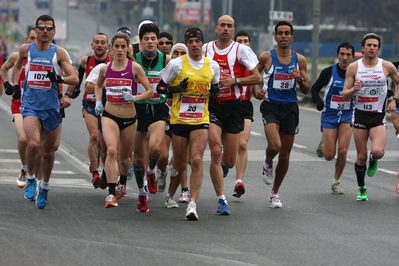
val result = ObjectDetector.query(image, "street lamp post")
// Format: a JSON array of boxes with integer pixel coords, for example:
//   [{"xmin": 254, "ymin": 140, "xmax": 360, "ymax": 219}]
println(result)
[{"xmin": 311, "ymin": 0, "xmax": 320, "ymax": 83}]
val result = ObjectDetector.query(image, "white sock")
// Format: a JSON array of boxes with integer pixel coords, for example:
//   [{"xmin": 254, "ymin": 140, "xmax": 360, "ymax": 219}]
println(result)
[
  {"xmin": 138, "ymin": 188, "xmax": 146, "ymax": 195},
  {"xmin": 40, "ymin": 181, "xmax": 49, "ymax": 189},
  {"xmin": 147, "ymin": 167, "xmax": 155, "ymax": 174},
  {"xmin": 235, "ymin": 179, "xmax": 243, "ymax": 185},
  {"xmin": 217, "ymin": 195, "xmax": 226, "ymax": 201}
]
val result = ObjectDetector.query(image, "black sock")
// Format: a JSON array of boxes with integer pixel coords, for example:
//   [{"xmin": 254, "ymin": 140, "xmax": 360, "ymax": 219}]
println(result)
[
  {"xmin": 108, "ymin": 183, "xmax": 116, "ymax": 195},
  {"xmin": 181, "ymin": 187, "xmax": 189, "ymax": 192},
  {"xmin": 148, "ymin": 153, "xmax": 160, "ymax": 170},
  {"xmin": 355, "ymin": 163, "xmax": 366, "ymax": 187},
  {"xmin": 119, "ymin": 174, "xmax": 127, "ymax": 185},
  {"xmin": 134, "ymin": 164, "xmax": 145, "ymax": 188}
]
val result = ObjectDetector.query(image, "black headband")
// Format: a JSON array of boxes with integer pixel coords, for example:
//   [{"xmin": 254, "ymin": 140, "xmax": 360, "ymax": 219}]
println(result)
[{"xmin": 184, "ymin": 30, "xmax": 204, "ymax": 44}]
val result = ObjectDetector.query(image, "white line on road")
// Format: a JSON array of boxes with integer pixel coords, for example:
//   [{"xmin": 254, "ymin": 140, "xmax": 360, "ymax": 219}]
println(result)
[{"xmin": 0, "ymin": 159, "xmax": 61, "ymax": 164}]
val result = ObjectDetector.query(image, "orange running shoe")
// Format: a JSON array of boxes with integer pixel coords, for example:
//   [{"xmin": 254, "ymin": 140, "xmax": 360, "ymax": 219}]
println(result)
[
  {"xmin": 105, "ymin": 194, "xmax": 118, "ymax": 208},
  {"xmin": 115, "ymin": 182, "xmax": 127, "ymax": 200}
]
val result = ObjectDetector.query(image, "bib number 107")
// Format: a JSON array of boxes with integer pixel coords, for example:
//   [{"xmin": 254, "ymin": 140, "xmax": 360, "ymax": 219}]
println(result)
[{"xmin": 34, "ymin": 73, "xmax": 47, "ymax": 80}]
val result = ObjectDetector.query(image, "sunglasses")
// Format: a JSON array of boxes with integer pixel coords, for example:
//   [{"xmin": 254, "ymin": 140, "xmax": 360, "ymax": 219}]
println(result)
[
  {"xmin": 36, "ymin": 25, "xmax": 55, "ymax": 31},
  {"xmin": 159, "ymin": 41, "xmax": 173, "ymax": 45},
  {"xmin": 363, "ymin": 33, "xmax": 379, "ymax": 39}
]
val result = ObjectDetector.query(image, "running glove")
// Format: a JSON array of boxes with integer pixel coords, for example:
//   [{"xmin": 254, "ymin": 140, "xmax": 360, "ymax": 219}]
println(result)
[
  {"xmin": 316, "ymin": 100, "xmax": 324, "ymax": 111},
  {"xmin": 167, "ymin": 78, "xmax": 188, "ymax": 93},
  {"xmin": 210, "ymin": 83, "xmax": 220, "ymax": 97},
  {"xmin": 94, "ymin": 100, "xmax": 103, "ymax": 116},
  {"xmin": 12, "ymin": 85, "xmax": 21, "ymax": 99},
  {"xmin": 4, "ymin": 81, "xmax": 14, "ymax": 95},
  {"xmin": 71, "ymin": 86, "xmax": 81, "ymax": 99},
  {"xmin": 122, "ymin": 92, "xmax": 137, "ymax": 102},
  {"xmin": 46, "ymin": 70, "xmax": 65, "ymax": 83}
]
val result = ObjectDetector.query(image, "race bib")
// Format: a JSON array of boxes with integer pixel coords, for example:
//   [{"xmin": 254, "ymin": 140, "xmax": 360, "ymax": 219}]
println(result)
[
  {"xmin": 178, "ymin": 95, "xmax": 205, "ymax": 121},
  {"xmin": 27, "ymin": 63, "xmax": 52, "ymax": 90}
]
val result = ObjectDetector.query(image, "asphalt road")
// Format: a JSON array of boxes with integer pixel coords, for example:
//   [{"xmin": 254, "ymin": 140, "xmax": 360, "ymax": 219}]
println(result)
[{"xmin": 1, "ymin": 91, "xmax": 399, "ymax": 265}]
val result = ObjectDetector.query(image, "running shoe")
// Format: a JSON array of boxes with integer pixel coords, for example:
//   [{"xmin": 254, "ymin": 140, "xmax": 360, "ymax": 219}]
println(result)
[
  {"xmin": 143, "ymin": 175, "xmax": 149, "ymax": 193},
  {"xmin": 146, "ymin": 171, "xmax": 158, "ymax": 194},
  {"xmin": 137, "ymin": 194, "xmax": 149, "ymax": 212},
  {"xmin": 168, "ymin": 162, "xmax": 179, "ymax": 177},
  {"xmin": 157, "ymin": 169, "xmax": 167, "ymax": 192},
  {"xmin": 24, "ymin": 178, "xmax": 37, "ymax": 201},
  {"xmin": 396, "ymin": 132, "xmax": 399, "ymax": 139},
  {"xmin": 367, "ymin": 153, "xmax": 378, "ymax": 177},
  {"xmin": 185, "ymin": 201, "xmax": 198, "ymax": 221},
  {"xmin": 396, "ymin": 173, "xmax": 399, "ymax": 194},
  {"xmin": 92, "ymin": 170, "xmax": 101, "ymax": 189},
  {"xmin": 357, "ymin": 187, "xmax": 368, "ymax": 201},
  {"xmin": 269, "ymin": 190, "xmax": 283, "ymax": 208},
  {"xmin": 316, "ymin": 139, "xmax": 324, "ymax": 158},
  {"xmin": 217, "ymin": 199, "xmax": 230, "ymax": 215},
  {"xmin": 36, "ymin": 181, "xmax": 49, "ymax": 209},
  {"xmin": 89, "ymin": 157, "xmax": 100, "ymax": 173},
  {"xmin": 105, "ymin": 194, "xmax": 118, "ymax": 208},
  {"xmin": 16, "ymin": 169, "xmax": 27, "ymax": 188},
  {"xmin": 178, "ymin": 190, "xmax": 190, "ymax": 203},
  {"xmin": 99, "ymin": 170, "xmax": 107, "ymax": 190},
  {"xmin": 165, "ymin": 195, "xmax": 179, "ymax": 208},
  {"xmin": 331, "ymin": 180, "xmax": 345, "ymax": 194},
  {"xmin": 127, "ymin": 160, "xmax": 135, "ymax": 180},
  {"xmin": 232, "ymin": 181, "xmax": 246, "ymax": 198},
  {"xmin": 221, "ymin": 162, "xmax": 229, "ymax": 178},
  {"xmin": 115, "ymin": 182, "xmax": 127, "ymax": 200},
  {"xmin": 261, "ymin": 161, "xmax": 273, "ymax": 185}
]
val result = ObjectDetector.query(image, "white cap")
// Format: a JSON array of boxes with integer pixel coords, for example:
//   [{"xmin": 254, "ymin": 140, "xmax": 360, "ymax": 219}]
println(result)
[
  {"xmin": 138, "ymin": 20, "xmax": 154, "ymax": 35},
  {"xmin": 171, "ymin": 43, "xmax": 188, "ymax": 55}
]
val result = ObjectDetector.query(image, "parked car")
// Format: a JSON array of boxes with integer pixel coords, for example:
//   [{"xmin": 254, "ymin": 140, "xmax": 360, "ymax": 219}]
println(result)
[
  {"xmin": 68, "ymin": 0, "xmax": 79, "ymax": 9},
  {"xmin": 35, "ymin": 0, "xmax": 49, "ymax": 9}
]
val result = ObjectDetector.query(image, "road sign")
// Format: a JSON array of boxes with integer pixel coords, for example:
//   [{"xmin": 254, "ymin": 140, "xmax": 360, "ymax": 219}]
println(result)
[
  {"xmin": 175, "ymin": 0, "xmax": 211, "ymax": 25},
  {"xmin": 269, "ymin": 11, "xmax": 293, "ymax": 22}
]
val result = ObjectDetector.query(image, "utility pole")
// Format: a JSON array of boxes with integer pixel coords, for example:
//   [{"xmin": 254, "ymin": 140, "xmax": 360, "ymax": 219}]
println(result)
[
  {"xmin": 311, "ymin": 0, "xmax": 320, "ymax": 83},
  {"xmin": 200, "ymin": 0, "xmax": 204, "ymax": 29},
  {"xmin": 269, "ymin": 0, "xmax": 275, "ymax": 50}
]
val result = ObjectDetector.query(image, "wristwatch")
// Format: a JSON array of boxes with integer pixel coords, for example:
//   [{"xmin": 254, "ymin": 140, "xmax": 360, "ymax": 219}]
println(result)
[
  {"xmin": 297, "ymin": 77, "xmax": 304, "ymax": 84},
  {"xmin": 235, "ymin": 78, "xmax": 241, "ymax": 85}
]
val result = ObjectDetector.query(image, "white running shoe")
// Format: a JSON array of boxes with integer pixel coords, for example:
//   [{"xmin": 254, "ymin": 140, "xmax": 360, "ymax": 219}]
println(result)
[
  {"xmin": 157, "ymin": 169, "xmax": 167, "ymax": 192},
  {"xmin": 269, "ymin": 190, "xmax": 283, "ymax": 208},
  {"xmin": 261, "ymin": 160, "xmax": 273, "ymax": 185},
  {"xmin": 178, "ymin": 190, "xmax": 190, "ymax": 203},
  {"xmin": 165, "ymin": 195, "xmax": 179, "ymax": 208},
  {"xmin": 185, "ymin": 201, "xmax": 198, "ymax": 221}
]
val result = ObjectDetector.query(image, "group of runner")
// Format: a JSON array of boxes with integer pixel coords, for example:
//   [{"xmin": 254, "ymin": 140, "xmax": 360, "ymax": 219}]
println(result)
[{"xmin": 3, "ymin": 14, "xmax": 399, "ymax": 220}]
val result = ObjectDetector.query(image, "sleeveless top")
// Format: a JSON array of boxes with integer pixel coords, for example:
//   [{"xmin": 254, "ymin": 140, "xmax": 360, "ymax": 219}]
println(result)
[
  {"xmin": 135, "ymin": 52, "xmax": 166, "ymax": 104},
  {"xmin": 170, "ymin": 55, "xmax": 213, "ymax": 125},
  {"xmin": 323, "ymin": 64, "xmax": 353, "ymax": 113},
  {"xmin": 204, "ymin": 41, "xmax": 246, "ymax": 101},
  {"xmin": 354, "ymin": 58, "xmax": 387, "ymax": 113},
  {"xmin": 23, "ymin": 43, "xmax": 60, "ymax": 110},
  {"xmin": 84, "ymin": 55, "xmax": 110, "ymax": 102},
  {"xmin": 104, "ymin": 60, "xmax": 137, "ymax": 104},
  {"xmin": 263, "ymin": 49, "xmax": 300, "ymax": 104}
]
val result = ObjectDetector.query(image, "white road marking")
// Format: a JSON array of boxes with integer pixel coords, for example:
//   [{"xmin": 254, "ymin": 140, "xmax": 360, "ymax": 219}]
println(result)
[{"xmin": 0, "ymin": 159, "xmax": 61, "ymax": 164}]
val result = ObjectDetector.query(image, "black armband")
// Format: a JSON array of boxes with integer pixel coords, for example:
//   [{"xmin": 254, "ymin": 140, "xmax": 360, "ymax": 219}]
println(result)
[{"xmin": 156, "ymin": 79, "xmax": 169, "ymax": 94}]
